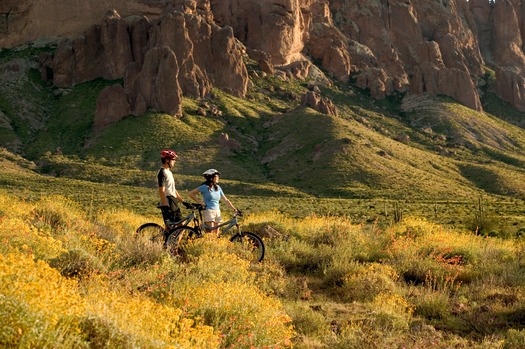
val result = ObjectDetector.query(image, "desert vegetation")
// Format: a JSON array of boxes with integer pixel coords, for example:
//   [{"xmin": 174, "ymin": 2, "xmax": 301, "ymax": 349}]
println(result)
[
  {"xmin": 1, "ymin": 191, "xmax": 525, "ymax": 348},
  {"xmin": 2, "ymin": 43, "xmax": 525, "ymax": 348}
]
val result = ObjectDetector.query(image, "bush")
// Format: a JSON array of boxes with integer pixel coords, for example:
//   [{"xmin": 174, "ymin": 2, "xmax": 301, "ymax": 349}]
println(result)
[
  {"xmin": 79, "ymin": 316, "xmax": 134, "ymax": 349},
  {"xmin": 504, "ymin": 329, "xmax": 525, "ymax": 349},
  {"xmin": 167, "ymin": 239, "xmax": 295, "ymax": 347},
  {"xmin": 48, "ymin": 249, "xmax": 105, "ymax": 277},
  {"xmin": 339, "ymin": 263, "xmax": 399, "ymax": 302}
]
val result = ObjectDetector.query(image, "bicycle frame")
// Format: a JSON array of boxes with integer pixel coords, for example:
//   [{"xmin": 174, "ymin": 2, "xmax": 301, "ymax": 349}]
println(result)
[
  {"xmin": 159, "ymin": 205, "xmax": 199, "ymax": 232},
  {"xmin": 169, "ymin": 209, "xmax": 265, "ymax": 262},
  {"xmin": 200, "ymin": 214, "xmax": 240, "ymax": 235}
]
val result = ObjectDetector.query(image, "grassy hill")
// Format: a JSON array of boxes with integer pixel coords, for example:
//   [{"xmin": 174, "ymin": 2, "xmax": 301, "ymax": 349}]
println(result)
[
  {"xmin": 2, "ymin": 45, "xmax": 525, "ymax": 232},
  {"xmin": 2, "ymin": 45, "xmax": 525, "ymax": 348}
]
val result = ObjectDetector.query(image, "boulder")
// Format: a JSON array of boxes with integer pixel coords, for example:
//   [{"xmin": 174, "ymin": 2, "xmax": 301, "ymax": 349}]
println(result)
[
  {"xmin": 301, "ymin": 90, "xmax": 337, "ymax": 116},
  {"xmin": 94, "ymin": 85, "xmax": 131, "ymax": 131},
  {"xmin": 495, "ymin": 67, "xmax": 525, "ymax": 112}
]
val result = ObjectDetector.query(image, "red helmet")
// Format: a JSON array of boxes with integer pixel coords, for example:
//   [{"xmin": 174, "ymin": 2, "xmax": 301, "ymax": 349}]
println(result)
[{"xmin": 160, "ymin": 149, "xmax": 178, "ymax": 160}]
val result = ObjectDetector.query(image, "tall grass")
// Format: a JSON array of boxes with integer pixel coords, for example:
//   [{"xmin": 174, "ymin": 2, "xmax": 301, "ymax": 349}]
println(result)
[
  {"xmin": 0, "ymin": 192, "xmax": 294, "ymax": 348},
  {"xmin": 1, "ymin": 191, "xmax": 525, "ymax": 348}
]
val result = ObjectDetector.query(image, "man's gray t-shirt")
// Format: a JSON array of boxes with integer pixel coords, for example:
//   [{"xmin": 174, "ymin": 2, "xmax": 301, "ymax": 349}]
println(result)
[{"xmin": 157, "ymin": 168, "xmax": 177, "ymax": 197}]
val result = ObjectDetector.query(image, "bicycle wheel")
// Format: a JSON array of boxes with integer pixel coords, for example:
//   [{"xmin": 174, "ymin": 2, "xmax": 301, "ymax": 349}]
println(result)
[
  {"xmin": 135, "ymin": 223, "xmax": 167, "ymax": 246},
  {"xmin": 166, "ymin": 226, "xmax": 202, "ymax": 257},
  {"xmin": 230, "ymin": 232, "xmax": 265, "ymax": 262}
]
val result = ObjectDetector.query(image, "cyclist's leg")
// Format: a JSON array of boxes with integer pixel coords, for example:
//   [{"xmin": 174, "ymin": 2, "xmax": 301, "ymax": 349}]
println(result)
[
  {"xmin": 203, "ymin": 209, "xmax": 221, "ymax": 236},
  {"xmin": 167, "ymin": 196, "xmax": 182, "ymax": 220},
  {"xmin": 206, "ymin": 221, "xmax": 219, "ymax": 236}
]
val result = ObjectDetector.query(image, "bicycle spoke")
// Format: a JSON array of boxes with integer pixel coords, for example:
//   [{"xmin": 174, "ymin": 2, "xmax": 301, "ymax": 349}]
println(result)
[
  {"xmin": 166, "ymin": 227, "xmax": 201, "ymax": 258},
  {"xmin": 230, "ymin": 232, "xmax": 265, "ymax": 262},
  {"xmin": 136, "ymin": 223, "xmax": 166, "ymax": 247}
]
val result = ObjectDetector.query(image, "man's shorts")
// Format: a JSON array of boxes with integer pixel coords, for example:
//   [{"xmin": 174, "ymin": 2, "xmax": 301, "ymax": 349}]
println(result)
[
  {"xmin": 203, "ymin": 209, "xmax": 222, "ymax": 223},
  {"xmin": 166, "ymin": 196, "xmax": 182, "ymax": 221}
]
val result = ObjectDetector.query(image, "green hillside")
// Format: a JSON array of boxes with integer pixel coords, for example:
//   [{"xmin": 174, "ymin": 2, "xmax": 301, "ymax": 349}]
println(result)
[
  {"xmin": 1, "ymin": 45, "xmax": 525, "ymax": 232},
  {"xmin": 2, "ymin": 45, "xmax": 525, "ymax": 349}
]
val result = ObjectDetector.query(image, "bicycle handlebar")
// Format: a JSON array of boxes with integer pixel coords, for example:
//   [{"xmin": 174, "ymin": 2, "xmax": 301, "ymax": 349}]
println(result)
[{"xmin": 183, "ymin": 202, "xmax": 205, "ymax": 210}]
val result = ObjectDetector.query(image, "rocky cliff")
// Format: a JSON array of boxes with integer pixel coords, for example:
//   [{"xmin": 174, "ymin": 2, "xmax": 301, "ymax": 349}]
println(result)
[{"xmin": 2, "ymin": 0, "xmax": 525, "ymax": 121}]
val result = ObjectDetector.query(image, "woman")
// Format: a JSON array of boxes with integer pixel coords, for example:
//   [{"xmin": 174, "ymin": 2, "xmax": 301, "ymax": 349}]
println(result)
[{"xmin": 189, "ymin": 169, "xmax": 238, "ymax": 235}]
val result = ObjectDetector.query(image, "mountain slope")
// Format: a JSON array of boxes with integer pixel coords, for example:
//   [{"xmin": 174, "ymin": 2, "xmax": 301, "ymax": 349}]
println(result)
[{"xmin": 2, "ymin": 48, "xmax": 525, "ymax": 204}]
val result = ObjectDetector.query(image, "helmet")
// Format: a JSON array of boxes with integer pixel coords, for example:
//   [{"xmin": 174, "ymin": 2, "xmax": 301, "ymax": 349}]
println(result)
[
  {"xmin": 202, "ymin": 169, "xmax": 220, "ymax": 177},
  {"xmin": 160, "ymin": 149, "xmax": 178, "ymax": 160}
]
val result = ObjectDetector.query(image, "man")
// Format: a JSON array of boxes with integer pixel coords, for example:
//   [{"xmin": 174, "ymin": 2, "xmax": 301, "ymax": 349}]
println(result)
[{"xmin": 158, "ymin": 149, "xmax": 184, "ymax": 222}]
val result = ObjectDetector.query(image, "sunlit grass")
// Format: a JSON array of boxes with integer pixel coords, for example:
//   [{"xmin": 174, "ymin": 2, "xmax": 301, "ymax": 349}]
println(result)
[{"xmin": 1, "ymin": 191, "xmax": 525, "ymax": 348}]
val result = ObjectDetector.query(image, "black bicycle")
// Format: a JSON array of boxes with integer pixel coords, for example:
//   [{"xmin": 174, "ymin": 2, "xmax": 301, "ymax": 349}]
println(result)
[
  {"xmin": 135, "ymin": 203, "xmax": 203, "ymax": 248},
  {"xmin": 136, "ymin": 204, "xmax": 265, "ymax": 262}
]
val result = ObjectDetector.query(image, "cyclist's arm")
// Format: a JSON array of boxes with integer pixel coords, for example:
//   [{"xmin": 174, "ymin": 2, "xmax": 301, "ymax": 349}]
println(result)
[
  {"xmin": 221, "ymin": 193, "xmax": 237, "ymax": 212},
  {"xmin": 189, "ymin": 188, "xmax": 205, "ymax": 206},
  {"xmin": 174, "ymin": 189, "xmax": 184, "ymax": 203},
  {"xmin": 158, "ymin": 186, "xmax": 169, "ymax": 206}
]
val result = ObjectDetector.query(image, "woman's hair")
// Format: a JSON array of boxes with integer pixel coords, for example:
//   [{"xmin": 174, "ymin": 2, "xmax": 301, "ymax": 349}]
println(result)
[{"xmin": 203, "ymin": 176, "xmax": 218, "ymax": 191}]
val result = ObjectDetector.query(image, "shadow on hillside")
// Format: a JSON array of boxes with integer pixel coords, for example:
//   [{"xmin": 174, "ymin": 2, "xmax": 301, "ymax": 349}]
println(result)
[
  {"xmin": 458, "ymin": 164, "xmax": 506, "ymax": 195},
  {"xmin": 223, "ymin": 182, "xmax": 301, "ymax": 197}
]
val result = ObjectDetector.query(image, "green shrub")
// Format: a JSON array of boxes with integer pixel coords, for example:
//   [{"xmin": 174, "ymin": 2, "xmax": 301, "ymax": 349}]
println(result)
[
  {"xmin": 79, "ymin": 316, "xmax": 134, "ymax": 349},
  {"xmin": 48, "ymin": 249, "xmax": 105, "ymax": 278},
  {"xmin": 504, "ymin": 329, "xmax": 525, "ymax": 349},
  {"xmin": 284, "ymin": 302, "xmax": 330, "ymax": 338},
  {"xmin": 338, "ymin": 263, "xmax": 399, "ymax": 302}
]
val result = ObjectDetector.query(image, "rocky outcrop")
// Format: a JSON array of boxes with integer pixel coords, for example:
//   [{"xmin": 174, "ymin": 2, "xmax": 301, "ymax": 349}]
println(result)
[
  {"xmin": 94, "ymin": 84, "xmax": 131, "ymax": 131},
  {"xmin": 49, "ymin": 7, "xmax": 248, "ymax": 120},
  {"xmin": 126, "ymin": 46, "xmax": 183, "ymax": 117},
  {"xmin": 4, "ymin": 0, "xmax": 525, "ymax": 115},
  {"xmin": 211, "ymin": 0, "xmax": 307, "ymax": 65},
  {"xmin": 301, "ymin": 90, "xmax": 337, "ymax": 116},
  {"xmin": 0, "ymin": 0, "xmax": 167, "ymax": 48},
  {"xmin": 480, "ymin": 0, "xmax": 525, "ymax": 112},
  {"xmin": 52, "ymin": 11, "xmax": 148, "ymax": 87}
]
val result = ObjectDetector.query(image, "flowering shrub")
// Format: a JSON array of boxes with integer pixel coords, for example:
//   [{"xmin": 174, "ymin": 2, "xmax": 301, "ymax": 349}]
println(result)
[
  {"xmin": 2, "ymin": 191, "xmax": 523, "ymax": 348},
  {"xmin": 0, "ymin": 217, "xmax": 66, "ymax": 258},
  {"xmin": 341, "ymin": 262, "xmax": 399, "ymax": 302},
  {"xmin": 168, "ymin": 241, "xmax": 295, "ymax": 348},
  {"xmin": 83, "ymin": 275, "xmax": 220, "ymax": 348},
  {"xmin": 0, "ymin": 252, "xmax": 85, "ymax": 347}
]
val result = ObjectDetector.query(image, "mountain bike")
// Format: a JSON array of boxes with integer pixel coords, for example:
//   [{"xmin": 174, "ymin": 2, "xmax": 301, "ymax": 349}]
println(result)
[
  {"xmin": 135, "ymin": 203, "xmax": 203, "ymax": 248},
  {"xmin": 136, "ymin": 204, "xmax": 265, "ymax": 262},
  {"xmin": 166, "ymin": 208, "xmax": 265, "ymax": 263}
]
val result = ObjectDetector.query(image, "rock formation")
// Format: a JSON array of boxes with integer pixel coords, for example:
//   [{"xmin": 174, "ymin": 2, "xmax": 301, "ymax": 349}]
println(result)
[
  {"xmin": 48, "ymin": 6, "xmax": 249, "ymax": 122},
  {"xmin": 3, "ymin": 0, "xmax": 525, "ymax": 117},
  {"xmin": 301, "ymin": 90, "xmax": 337, "ymax": 116}
]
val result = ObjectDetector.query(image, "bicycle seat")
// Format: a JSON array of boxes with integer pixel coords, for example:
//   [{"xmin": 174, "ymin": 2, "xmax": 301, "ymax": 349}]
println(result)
[{"xmin": 157, "ymin": 205, "xmax": 172, "ymax": 213}]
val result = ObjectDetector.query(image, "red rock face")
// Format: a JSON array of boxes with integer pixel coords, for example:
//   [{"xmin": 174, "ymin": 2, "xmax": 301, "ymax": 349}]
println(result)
[
  {"xmin": 0, "ymin": 0, "xmax": 166, "ymax": 47},
  {"xmin": 51, "ymin": 7, "xmax": 248, "ymax": 120},
  {"xmin": 3, "ymin": 0, "xmax": 525, "ymax": 116},
  {"xmin": 94, "ymin": 85, "xmax": 131, "ymax": 131}
]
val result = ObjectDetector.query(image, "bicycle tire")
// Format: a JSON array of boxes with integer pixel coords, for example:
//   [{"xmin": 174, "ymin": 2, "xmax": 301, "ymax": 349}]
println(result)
[
  {"xmin": 166, "ymin": 226, "xmax": 202, "ymax": 257},
  {"xmin": 230, "ymin": 232, "xmax": 265, "ymax": 262},
  {"xmin": 135, "ymin": 223, "xmax": 167, "ymax": 246}
]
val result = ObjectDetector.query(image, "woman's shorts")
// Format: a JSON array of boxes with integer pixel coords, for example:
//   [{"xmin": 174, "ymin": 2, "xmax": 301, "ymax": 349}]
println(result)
[{"xmin": 203, "ymin": 209, "xmax": 222, "ymax": 223}]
